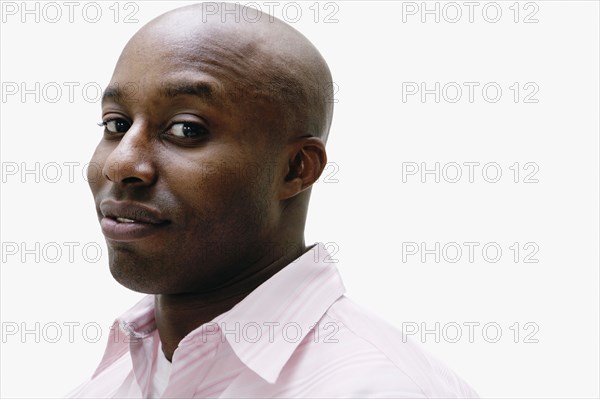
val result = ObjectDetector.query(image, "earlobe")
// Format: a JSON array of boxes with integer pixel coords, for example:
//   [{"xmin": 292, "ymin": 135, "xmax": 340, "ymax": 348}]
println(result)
[{"xmin": 279, "ymin": 137, "xmax": 327, "ymax": 201}]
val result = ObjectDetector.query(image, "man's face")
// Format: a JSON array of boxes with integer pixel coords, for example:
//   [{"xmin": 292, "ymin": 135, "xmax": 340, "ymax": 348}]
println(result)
[{"xmin": 88, "ymin": 26, "xmax": 284, "ymax": 294}]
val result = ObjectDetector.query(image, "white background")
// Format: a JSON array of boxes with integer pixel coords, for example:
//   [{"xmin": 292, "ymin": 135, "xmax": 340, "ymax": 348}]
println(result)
[{"xmin": 1, "ymin": 1, "xmax": 599, "ymax": 398}]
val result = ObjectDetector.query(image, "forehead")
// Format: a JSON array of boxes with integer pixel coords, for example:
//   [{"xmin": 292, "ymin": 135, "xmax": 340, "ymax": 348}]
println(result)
[{"xmin": 106, "ymin": 26, "xmax": 270, "ymax": 106}]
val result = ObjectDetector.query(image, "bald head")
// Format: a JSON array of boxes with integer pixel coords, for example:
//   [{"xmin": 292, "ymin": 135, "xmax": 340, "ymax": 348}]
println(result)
[
  {"xmin": 93, "ymin": 2, "xmax": 332, "ymax": 294},
  {"xmin": 116, "ymin": 2, "xmax": 334, "ymax": 144}
]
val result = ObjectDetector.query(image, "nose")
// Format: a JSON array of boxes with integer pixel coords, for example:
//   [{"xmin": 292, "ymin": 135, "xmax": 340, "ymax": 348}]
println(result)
[{"xmin": 102, "ymin": 121, "xmax": 157, "ymax": 187}]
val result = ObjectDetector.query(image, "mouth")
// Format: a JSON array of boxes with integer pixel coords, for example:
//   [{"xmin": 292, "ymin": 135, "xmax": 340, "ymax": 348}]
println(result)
[{"xmin": 99, "ymin": 200, "xmax": 170, "ymax": 241}]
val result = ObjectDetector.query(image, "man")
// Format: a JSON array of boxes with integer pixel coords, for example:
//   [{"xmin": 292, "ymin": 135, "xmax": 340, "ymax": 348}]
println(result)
[{"xmin": 68, "ymin": 2, "xmax": 479, "ymax": 398}]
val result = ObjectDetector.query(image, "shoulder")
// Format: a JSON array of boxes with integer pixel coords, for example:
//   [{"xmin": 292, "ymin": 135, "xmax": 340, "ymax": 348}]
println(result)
[{"xmin": 279, "ymin": 296, "xmax": 479, "ymax": 398}]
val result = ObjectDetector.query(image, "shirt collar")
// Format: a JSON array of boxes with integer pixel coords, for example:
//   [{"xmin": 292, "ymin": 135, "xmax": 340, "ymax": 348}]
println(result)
[
  {"xmin": 94, "ymin": 242, "xmax": 345, "ymax": 384},
  {"xmin": 91, "ymin": 295, "xmax": 156, "ymax": 378},
  {"xmin": 210, "ymin": 242, "xmax": 346, "ymax": 383}
]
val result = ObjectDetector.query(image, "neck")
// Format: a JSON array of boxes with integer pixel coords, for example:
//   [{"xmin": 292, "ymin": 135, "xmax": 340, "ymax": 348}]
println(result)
[{"xmin": 154, "ymin": 239, "xmax": 307, "ymax": 361}]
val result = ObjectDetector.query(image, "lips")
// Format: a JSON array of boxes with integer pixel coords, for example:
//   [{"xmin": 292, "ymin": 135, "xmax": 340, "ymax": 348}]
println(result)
[{"xmin": 99, "ymin": 199, "xmax": 170, "ymax": 241}]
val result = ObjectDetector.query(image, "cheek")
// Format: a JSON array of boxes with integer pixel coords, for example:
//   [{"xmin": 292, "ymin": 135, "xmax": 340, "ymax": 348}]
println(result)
[{"xmin": 166, "ymin": 152, "xmax": 276, "ymax": 234}]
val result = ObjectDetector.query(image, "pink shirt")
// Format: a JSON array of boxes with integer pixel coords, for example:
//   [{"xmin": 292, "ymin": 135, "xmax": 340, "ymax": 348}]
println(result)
[{"xmin": 67, "ymin": 243, "xmax": 479, "ymax": 398}]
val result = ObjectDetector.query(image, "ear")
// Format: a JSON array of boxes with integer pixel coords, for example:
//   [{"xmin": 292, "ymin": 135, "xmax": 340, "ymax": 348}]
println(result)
[{"xmin": 279, "ymin": 137, "xmax": 327, "ymax": 200}]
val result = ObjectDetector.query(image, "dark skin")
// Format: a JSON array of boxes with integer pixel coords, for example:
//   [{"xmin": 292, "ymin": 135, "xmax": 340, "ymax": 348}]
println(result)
[{"xmin": 88, "ymin": 4, "xmax": 333, "ymax": 361}]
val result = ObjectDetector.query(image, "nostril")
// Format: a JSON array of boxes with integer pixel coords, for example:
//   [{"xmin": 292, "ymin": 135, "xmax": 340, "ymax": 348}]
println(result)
[
  {"xmin": 102, "ymin": 156, "xmax": 157, "ymax": 186},
  {"xmin": 122, "ymin": 176, "xmax": 144, "ymax": 184}
]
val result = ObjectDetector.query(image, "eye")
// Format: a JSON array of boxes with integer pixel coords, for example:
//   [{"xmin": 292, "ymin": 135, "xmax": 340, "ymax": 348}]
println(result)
[
  {"xmin": 166, "ymin": 122, "xmax": 209, "ymax": 138},
  {"xmin": 100, "ymin": 118, "xmax": 131, "ymax": 133}
]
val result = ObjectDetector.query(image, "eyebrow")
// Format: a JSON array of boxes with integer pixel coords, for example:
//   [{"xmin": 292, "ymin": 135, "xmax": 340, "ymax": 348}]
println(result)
[
  {"xmin": 159, "ymin": 81, "xmax": 216, "ymax": 100},
  {"xmin": 101, "ymin": 81, "xmax": 219, "ymax": 105}
]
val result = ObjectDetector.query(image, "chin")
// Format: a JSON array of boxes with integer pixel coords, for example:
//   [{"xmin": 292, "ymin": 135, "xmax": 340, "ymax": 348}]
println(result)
[
  {"xmin": 107, "ymin": 250, "xmax": 170, "ymax": 294},
  {"xmin": 109, "ymin": 266, "xmax": 160, "ymax": 294}
]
